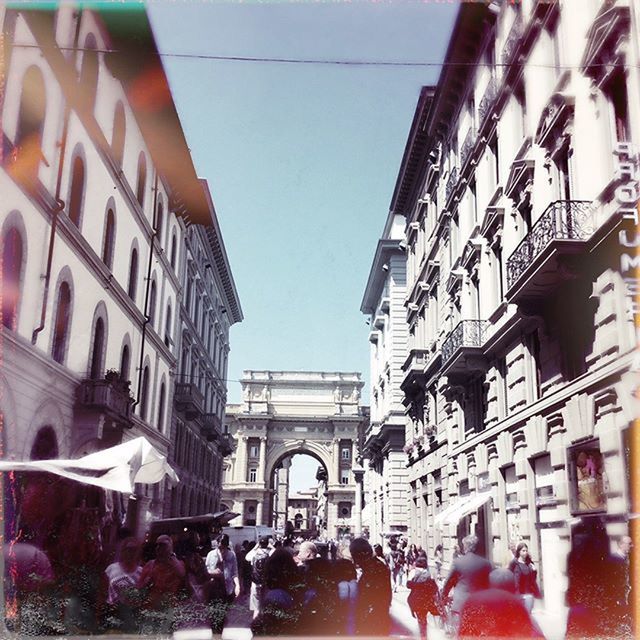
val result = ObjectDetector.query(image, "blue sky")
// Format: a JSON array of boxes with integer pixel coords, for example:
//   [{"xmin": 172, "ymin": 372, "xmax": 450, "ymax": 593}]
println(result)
[{"xmin": 149, "ymin": 2, "xmax": 457, "ymax": 489}]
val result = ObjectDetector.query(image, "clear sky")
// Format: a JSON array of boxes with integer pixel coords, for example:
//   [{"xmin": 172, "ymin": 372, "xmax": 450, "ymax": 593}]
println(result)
[{"xmin": 148, "ymin": 2, "xmax": 457, "ymax": 421}]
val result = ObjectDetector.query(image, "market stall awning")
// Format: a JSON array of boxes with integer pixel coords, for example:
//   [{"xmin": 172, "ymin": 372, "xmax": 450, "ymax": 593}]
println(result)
[
  {"xmin": 0, "ymin": 437, "xmax": 178, "ymax": 493},
  {"xmin": 440, "ymin": 491, "xmax": 492, "ymax": 528}
]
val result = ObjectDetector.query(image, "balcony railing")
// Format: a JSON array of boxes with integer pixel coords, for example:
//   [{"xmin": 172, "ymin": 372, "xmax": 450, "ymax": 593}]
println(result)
[
  {"xmin": 445, "ymin": 167, "xmax": 458, "ymax": 202},
  {"xmin": 78, "ymin": 377, "xmax": 133, "ymax": 425},
  {"xmin": 501, "ymin": 15, "xmax": 525, "ymax": 64},
  {"xmin": 478, "ymin": 77, "xmax": 498, "ymax": 126},
  {"xmin": 202, "ymin": 413, "xmax": 222, "ymax": 441},
  {"xmin": 441, "ymin": 320, "xmax": 489, "ymax": 365},
  {"xmin": 402, "ymin": 348, "xmax": 430, "ymax": 372},
  {"xmin": 506, "ymin": 200, "xmax": 594, "ymax": 290},
  {"xmin": 174, "ymin": 381, "xmax": 205, "ymax": 420},
  {"xmin": 219, "ymin": 434, "xmax": 235, "ymax": 457},
  {"xmin": 460, "ymin": 126, "xmax": 477, "ymax": 167}
]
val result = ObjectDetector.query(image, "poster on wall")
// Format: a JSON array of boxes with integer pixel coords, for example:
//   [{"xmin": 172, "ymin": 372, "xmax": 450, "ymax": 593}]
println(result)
[{"xmin": 569, "ymin": 442, "xmax": 607, "ymax": 514}]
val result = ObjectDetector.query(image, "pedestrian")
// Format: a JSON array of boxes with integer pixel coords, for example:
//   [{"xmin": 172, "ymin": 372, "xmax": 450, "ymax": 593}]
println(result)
[
  {"xmin": 373, "ymin": 543, "xmax": 387, "ymax": 565},
  {"xmin": 251, "ymin": 548, "xmax": 303, "ymax": 635},
  {"xmin": 102, "ymin": 537, "xmax": 142, "ymax": 633},
  {"xmin": 441, "ymin": 534, "xmax": 492, "ymax": 636},
  {"xmin": 458, "ymin": 568, "xmax": 543, "ymax": 638},
  {"xmin": 334, "ymin": 545, "xmax": 358, "ymax": 636},
  {"xmin": 137, "ymin": 534, "xmax": 187, "ymax": 633},
  {"xmin": 406, "ymin": 543, "xmax": 418, "ymax": 571},
  {"xmin": 350, "ymin": 537, "xmax": 392, "ymax": 636},
  {"xmin": 248, "ymin": 536, "xmax": 271, "ymax": 619},
  {"xmin": 407, "ymin": 556, "xmax": 440, "ymax": 638},
  {"xmin": 611, "ymin": 534, "xmax": 632, "ymax": 632},
  {"xmin": 391, "ymin": 545, "xmax": 406, "ymax": 591},
  {"xmin": 433, "ymin": 544, "xmax": 444, "ymax": 586},
  {"xmin": 513, "ymin": 542, "xmax": 541, "ymax": 613},
  {"xmin": 217, "ymin": 533, "xmax": 240, "ymax": 604}
]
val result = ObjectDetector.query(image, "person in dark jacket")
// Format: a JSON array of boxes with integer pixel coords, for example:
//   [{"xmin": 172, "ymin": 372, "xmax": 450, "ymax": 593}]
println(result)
[
  {"xmin": 513, "ymin": 543, "xmax": 541, "ymax": 612},
  {"xmin": 442, "ymin": 534, "xmax": 492, "ymax": 635},
  {"xmin": 407, "ymin": 556, "xmax": 439, "ymax": 638},
  {"xmin": 350, "ymin": 538, "xmax": 392, "ymax": 636},
  {"xmin": 459, "ymin": 568, "xmax": 544, "ymax": 638}
]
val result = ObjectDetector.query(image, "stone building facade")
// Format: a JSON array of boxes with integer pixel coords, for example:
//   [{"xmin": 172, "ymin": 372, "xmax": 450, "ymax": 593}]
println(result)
[
  {"xmin": 0, "ymin": 5, "xmax": 237, "ymax": 533},
  {"xmin": 360, "ymin": 212, "xmax": 409, "ymax": 541},
  {"xmin": 384, "ymin": 0, "xmax": 638, "ymax": 618},
  {"xmin": 165, "ymin": 179, "xmax": 242, "ymax": 517},
  {"xmin": 221, "ymin": 371, "xmax": 368, "ymax": 539}
]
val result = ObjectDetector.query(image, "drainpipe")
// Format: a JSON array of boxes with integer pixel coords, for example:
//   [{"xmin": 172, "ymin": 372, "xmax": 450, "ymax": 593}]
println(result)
[
  {"xmin": 31, "ymin": 9, "xmax": 82, "ymax": 345},
  {"xmin": 131, "ymin": 172, "xmax": 159, "ymax": 412}
]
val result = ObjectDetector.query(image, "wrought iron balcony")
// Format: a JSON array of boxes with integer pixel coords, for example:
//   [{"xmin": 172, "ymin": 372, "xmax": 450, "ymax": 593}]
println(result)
[
  {"xmin": 441, "ymin": 320, "xmax": 488, "ymax": 370},
  {"xmin": 478, "ymin": 77, "xmax": 498, "ymax": 126},
  {"xmin": 501, "ymin": 15, "xmax": 524, "ymax": 64},
  {"xmin": 445, "ymin": 167, "xmax": 458, "ymax": 203},
  {"xmin": 202, "ymin": 413, "xmax": 222, "ymax": 442},
  {"xmin": 77, "ymin": 376, "xmax": 134, "ymax": 426},
  {"xmin": 460, "ymin": 126, "xmax": 477, "ymax": 168},
  {"xmin": 219, "ymin": 434, "xmax": 235, "ymax": 457},
  {"xmin": 506, "ymin": 200, "xmax": 594, "ymax": 299},
  {"xmin": 174, "ymin": 381, "xmax": 205, "ymax": 420}
]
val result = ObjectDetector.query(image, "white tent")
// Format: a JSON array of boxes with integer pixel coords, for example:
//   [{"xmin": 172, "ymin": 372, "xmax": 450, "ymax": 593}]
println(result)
[{"xmin": 0, "ymin": 436, "xmax": 179, "ymax": 493}]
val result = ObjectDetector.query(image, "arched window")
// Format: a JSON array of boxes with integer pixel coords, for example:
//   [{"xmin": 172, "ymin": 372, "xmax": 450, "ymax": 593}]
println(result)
[
  {"xmin": 111, "ymin": 102, "xmax": 126, "ymax": 167},
  {"xmin": 79, "ymin": 33, "xmax": 98, "ymax": 110},
  {"xmin": 127, "ymin": 247, "xmax": 138, "ymax": 301},
  {"xmin": 15, "ymin": 66, "xmax": 46, "ymax": 181},
  {"xmin": 30, "ymin": 426, "xmax": 58, "ymax": 460},
  {"xmin": 68, "ymin": 155, "xmax": 85, "ymax": 228},
  {"xmin": 102, "ymin": 208, "xmax": 115, "ymax": 269},
  {"xmin": 2, "ymin": 227, "xmax": 23, "ymax": 330},
  {"xmin": 157, "ymin": 382, "xmax": 166, "ymax": 432},
  {"xmin": 52, "ymin": 281, "xmax": 71, "ymax": 364},
  {"xmin": 120, "ymin": 343, "xmax": 130, "ymax": 381},
  {"xmin": 164, "ymin": 303, "xmax": 172, "ymax": 347},
  {"xmin": 136, "ymin": 153, "xmax": 147, "ymax": 209},
  {"xmin": 148, "ymin": 280, "xmax": 157, "ymax": 326},
  {"xmin": 170, "ymin": 232, "xmax": 177, "ymax": 270},
  {"xmin": 140, "ymin": 365, "xmax": 150, "ymax": 421},
  {"xmin": 89, "ymin": 317, "xmax": 105, "ymax": 379},
  {"xmin": 155, "ymin": 198, "xmax": 164, "ymax": 246}
]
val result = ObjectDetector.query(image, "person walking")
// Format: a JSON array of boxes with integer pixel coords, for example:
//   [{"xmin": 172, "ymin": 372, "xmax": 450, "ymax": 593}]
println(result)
[
  {"xmin": 248, "ymin": 536, "xmax": 271, "ymax": 619},
  {"xmin": 441, "ymin": 534, "xmax": 492, "ymax": 636},
  {"xmin": 407, "ymin": 556, "xmax": 440, "ymax": 638},
  {"xmin": 513, "ymin": 542, "xmax": 541, "ymax": 613},
  {"xmin": 217, "ymin": 534, "xmax": 240, "ymax": 604},
  {"xmin": 350, "ymin": 537, "xmax": 392, "ymax": 636}
]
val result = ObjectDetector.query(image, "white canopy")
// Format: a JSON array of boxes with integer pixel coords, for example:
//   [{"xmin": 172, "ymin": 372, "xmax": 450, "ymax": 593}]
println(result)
[
  {"xmin": 436, "ymin": 491, "xmax": 492, "ymax": 529},
  {"xmin": 0, "ymin": 437, "xmax": 179, "ymax": 493}
]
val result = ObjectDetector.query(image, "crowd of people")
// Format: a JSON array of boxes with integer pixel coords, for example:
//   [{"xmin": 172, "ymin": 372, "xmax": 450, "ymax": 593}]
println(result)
[{"xmin": 3, "ymin": 517, "xmax": 633, "ymax": 638}]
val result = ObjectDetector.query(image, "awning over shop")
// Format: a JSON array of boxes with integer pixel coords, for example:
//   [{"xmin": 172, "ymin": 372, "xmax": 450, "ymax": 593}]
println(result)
[
  {"xmin": 0, "ymin": 437, "xmax": 179, "ymax": 493},
  {"xmin": 433, "ymin": 499, "xmax": 465, "ymax": 527},
  {"xmin": 439, "ymin": 491, "xmax": 492, "ymax": 528}
]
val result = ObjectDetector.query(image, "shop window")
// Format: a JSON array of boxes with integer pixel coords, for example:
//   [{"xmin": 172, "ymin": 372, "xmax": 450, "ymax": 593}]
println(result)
[{"xmin": 568, "ymin": 440, "xmax": 607, "ymax": 514}]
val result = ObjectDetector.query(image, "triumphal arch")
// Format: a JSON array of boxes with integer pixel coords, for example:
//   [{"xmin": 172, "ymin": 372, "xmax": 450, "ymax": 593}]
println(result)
[{"xmin": 221, "ymin": 371, "xmax": 368, "ymax": 539}]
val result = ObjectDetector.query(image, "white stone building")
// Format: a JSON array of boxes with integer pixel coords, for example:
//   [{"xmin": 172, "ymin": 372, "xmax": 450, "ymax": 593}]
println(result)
[
  {"xmin": 360, "ymin": 211, "xmax": 409, "ymax": 542},
  {"xmin": 166, "ymin": 179, "xmax": 242, "ymax": 517},
  {"xmin": 386, "ymin": 0, "xmax": 638, "ymax": 617},
  {"xmin": 0, "ymin": 6, "xmax": 217, "ymax": 534},
  {"xmin": 221, "ymin": 371, "xmax": 368, "ymax": 538}
]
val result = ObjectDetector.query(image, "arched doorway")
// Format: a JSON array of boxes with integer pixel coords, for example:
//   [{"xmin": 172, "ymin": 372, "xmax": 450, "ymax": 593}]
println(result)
[{"xmin": 268, "ymin": 450, "xmax": 329, "ymax": 538}]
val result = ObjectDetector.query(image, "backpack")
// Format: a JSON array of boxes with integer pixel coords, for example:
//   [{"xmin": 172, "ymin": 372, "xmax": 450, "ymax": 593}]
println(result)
[{"xmin": 252, "ymin": 549, "xmax": 269, "ymax": 585}]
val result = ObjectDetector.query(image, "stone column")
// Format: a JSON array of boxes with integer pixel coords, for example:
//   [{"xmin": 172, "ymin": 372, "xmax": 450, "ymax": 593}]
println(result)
[
  {"xmin": 236, "ymin": 434, "xmax": 248, "ymax": 482},
  {"xmin": 258, "ymin": 436, "xmax": 267, "ymax": 484},
  {"xmin": 333, "ymin": 438, "xmax": 340, "ymax": 485},
  {"xmin": 257, "ymin": 500, "xmax": 264, "ymax": 525}
]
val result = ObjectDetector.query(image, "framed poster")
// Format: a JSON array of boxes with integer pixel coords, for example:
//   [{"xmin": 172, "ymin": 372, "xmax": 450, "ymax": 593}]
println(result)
[{"xmin": 568, "ymin": 440, "xmax": 607, "ymax": 514}]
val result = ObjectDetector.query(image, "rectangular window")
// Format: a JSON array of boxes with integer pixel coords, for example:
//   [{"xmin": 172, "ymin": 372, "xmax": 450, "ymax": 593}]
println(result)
[
  {"xmin": 555, "ymin": 145, "xmax": 572, "ymax": 201},
  {"xmin": 249, "ymin": 445, "xmax": 259, "ymax": 458},
  {"xmin": 497, "ymin": 356, "xmax": 509, "ymax": 419},
  {"xmin": 527, "ymin": 332, "xmax": 542, "ymax": 400},
  {"xmin": 341, "ymin": 448, "xmax": 350, "ymax": 460},
  {"xmin": 489, "ymin": 136, "xmax": 499, "ymax": 186},
  {"xmin": 340, "ymin": 470, "xmax": 350, "ymax": 485},
  {"xmin": 249, "ymin": 468, "xmax": 257, "ymax": 483},
  {"xmin": 607, "ymin": 70, "xmax": 629, "ymax": 143}
]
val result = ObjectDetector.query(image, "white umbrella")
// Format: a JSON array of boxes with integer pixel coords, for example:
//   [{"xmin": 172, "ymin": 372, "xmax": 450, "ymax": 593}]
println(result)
[{"xmin": 0, "ymin": 436, "xmax": 179, "ymax": 493}]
